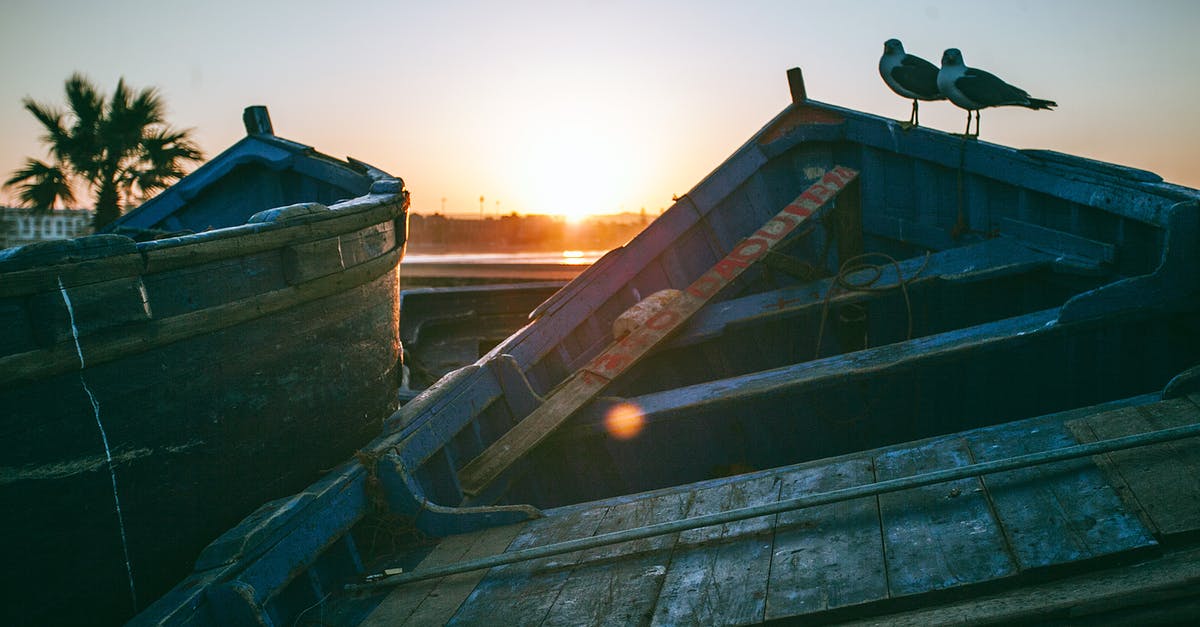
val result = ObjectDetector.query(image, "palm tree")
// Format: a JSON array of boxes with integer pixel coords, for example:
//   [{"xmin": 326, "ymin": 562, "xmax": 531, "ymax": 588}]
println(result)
[{"xmin": 4, "ymin": 73, "xmax": 203, "ymax": 228}]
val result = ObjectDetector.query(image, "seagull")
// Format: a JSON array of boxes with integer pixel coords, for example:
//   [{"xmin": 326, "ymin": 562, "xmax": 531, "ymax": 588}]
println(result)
[
  {"xmin": 937, "ymin": 48, "xmax": 1057, "ymax": 137},
  {"xmin": 878, "ymin": 39, "xmax": 944, "ymax": 128}
]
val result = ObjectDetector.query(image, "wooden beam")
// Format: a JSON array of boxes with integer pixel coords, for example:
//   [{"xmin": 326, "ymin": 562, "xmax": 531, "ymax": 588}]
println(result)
[{"xmin": 457, "ymin": 166, "xmax": 860, "ymax": 496}]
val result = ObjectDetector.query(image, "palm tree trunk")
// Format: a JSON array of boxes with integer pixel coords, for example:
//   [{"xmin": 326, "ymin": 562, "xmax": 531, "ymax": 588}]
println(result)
[{"xmin": 93, "ymin": 178, "xmax": 121, "ymax": 229}]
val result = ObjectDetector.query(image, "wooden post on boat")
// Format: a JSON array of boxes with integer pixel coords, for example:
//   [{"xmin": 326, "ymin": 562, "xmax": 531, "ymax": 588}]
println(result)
[
  {"xmin": 457, "ymin": 166, "xmax": 860, "ymax": 495},
  {"xmin": 787, "ymin": 67, "xmax": 807, "ymax": 104}
]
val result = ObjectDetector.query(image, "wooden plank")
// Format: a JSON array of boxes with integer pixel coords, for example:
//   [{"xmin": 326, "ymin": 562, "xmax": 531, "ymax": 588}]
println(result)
[
  {"xmin": 875, "ymin": 438, "xmax": 1018, "ymax": 597},
  {"xmin": 457, "ymin": 167, "xmax": 860, "ymax": 496},
  {"xmin": 965, "ymin": 420, "xmax": 1157, "ymax": 572},
  {"xmin": 361, "ymin": 522, "xmax": 524, "ymax": 626},
  {"xmin": 1067, "ymin": 396, "xmax": 1200, "ymax": 538},
  {"xmin": 671, "ymin": 238, "xmax": 1053, "ymax": 349},
  {"xmin": 446, "ymin": 504, "xmax": 611, "ymax": 625},
  {"xmin": 541, "ymin": 490, "xmax": 693, "ymax": 626},
  {"xmin": 1000, "ymin": 217, "xmax": 1117, "ymax": 265},
  {"xmin": 650, "ymin": 473, "xmax": 783, "ymax": 626},
  {"xmin": 836, "ymin": 545, "xmax": 1200, "ymax": 627},
  {"xmin": 765, "ymin": 456, "xmax": 887, "ymax": 620}
]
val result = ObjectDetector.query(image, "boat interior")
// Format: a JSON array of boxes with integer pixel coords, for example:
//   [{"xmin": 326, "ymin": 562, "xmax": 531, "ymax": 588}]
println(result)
[{"xmin": 395, "ymin": 99, "xmax": 1200, "ymax": 515}]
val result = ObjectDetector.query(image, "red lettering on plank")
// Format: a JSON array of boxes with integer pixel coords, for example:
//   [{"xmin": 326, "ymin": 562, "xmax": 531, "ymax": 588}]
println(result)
[
  {"xmin": 687, "ymin": 273, "xmax": 724, "ymax": 299},
  {"xmin": 645, "ymin": 308, "xmax": 682, "ymax": 331},
  {"xmin": 712, "ymin": 257, "xmax": 750, "ymax": 280},
  {"xmin": 618, "ymin": 328, "xmax": 655, "ymax": 351},
  {"xmin": 829, "ymin": 166, "xmax": 856, "ymax": 185},
  {"xmin": 821, "ymin": 171, "xmax": 842, "ymax": 187},
  {"xmin": 783, "ymin": 203, "xmax": 815, "ymax": 218},
  {"xmin": 755, "ymin": 216, "xmax": 795, "ymax": 240},
  {"xmin": 579, "ymin": 370, "xmax": 611, "ymax": 386},
  {"xmin": 807, "ymin": 185, "xmax": 834, "ymax": 203},
  {"xmin": 589, "ymin": 351, "xmax": 630, "ymax": 374},
  {"xmin": 730, "ymin": 238, "xmax": 770, "ymax": 263}
]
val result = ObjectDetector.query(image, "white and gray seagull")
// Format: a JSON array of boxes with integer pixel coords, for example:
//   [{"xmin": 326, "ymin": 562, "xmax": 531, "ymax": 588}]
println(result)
[
  {"xmin": 878, "ymin": 39, "xmax": 944, "ymax": 128},
  {"xmin": 937, "ymin": 48, "xmax": 1056, "ymax": 137}
]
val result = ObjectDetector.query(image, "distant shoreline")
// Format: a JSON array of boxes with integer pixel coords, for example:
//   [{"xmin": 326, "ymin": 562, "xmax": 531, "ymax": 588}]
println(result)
[{"xmin": 400, "ymin": 249, "xmax": 603, "ymax": 285}]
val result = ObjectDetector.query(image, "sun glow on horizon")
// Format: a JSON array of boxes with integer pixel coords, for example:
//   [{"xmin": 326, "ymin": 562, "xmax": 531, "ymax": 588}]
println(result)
[
  {"xmin": 515, "ymin": 125, "xmax": 636, "ymax": 221},
  {"xmin": 496, "ymin": 76, "xmax": 674, "ymax": 221}
]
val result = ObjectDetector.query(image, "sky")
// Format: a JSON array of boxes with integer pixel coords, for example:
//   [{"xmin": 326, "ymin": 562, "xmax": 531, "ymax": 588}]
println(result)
[{"xmin": 1, "ymin": 0, "xmax": 1198, "ymax": 219}]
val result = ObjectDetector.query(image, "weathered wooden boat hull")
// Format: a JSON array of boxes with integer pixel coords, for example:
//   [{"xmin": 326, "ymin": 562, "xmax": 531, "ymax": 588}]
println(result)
[
  {"xmin": 133, "ymin": 69, "xmax": 1200, "ymax": 625},
  {"xmin": 0, "ymin": 183, "xmax": 408, "ymax": 625}
]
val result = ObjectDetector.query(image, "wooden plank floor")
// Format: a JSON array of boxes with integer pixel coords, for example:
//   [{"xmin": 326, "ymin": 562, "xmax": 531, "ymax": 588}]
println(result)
[
  {"xmin": 358, "ymin": 394, "xmax": 1200, "ymax": 625},
  {"xmin": 1067, "ymin": 394, "xmax": 1200, "ymax": 539}
]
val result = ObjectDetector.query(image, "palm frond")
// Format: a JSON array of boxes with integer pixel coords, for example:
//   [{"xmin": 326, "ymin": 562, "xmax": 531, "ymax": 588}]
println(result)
[
  {"xmin": 21, "ymin": 99, "xmax": 69, "ymax": 153},
  {"xmin": 60, "ymin": 73, "xmax": 107, "ymax": 180},
  {"xmin": 15, "ymin": 73, "xmax": 204, "ymax": 218},
  {"xmin": 121, "ymin": 126, "xmax": 204, "ymax": 201},
  {"xmin": 3, "ymin": 158, "xmax": 76, "ymax": 209}
]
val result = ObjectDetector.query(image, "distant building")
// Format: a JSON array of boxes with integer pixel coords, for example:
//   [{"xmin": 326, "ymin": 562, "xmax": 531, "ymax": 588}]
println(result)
[{"xmin": 0, "ymin": 207, "xmax": 95, "ymax": 250}]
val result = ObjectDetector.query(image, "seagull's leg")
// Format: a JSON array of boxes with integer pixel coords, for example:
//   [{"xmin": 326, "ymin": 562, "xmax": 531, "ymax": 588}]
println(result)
[
  {"xmin": 963, "ymin": 110, "xmax": 972, "ymax": 135},
  {"xmin": 900, "ymin": 100, "xmax": 917, "ymax": 129},
  {"xmin": 974, "ymin": 111, "xmax": 981, "ymax": 137},
  {"xmin": 912, "ymin": 100, "xmax": 919, "ymax": 126}
]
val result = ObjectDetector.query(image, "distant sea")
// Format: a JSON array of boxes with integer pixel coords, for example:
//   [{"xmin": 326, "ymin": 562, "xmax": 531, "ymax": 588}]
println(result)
[
  {"xmin": 403, "ymin": 250, "xmax": 606, "ymax": 265},
  {"xmin": 401, "ymin": 249, "xmax": 608, "ymax": 282}
]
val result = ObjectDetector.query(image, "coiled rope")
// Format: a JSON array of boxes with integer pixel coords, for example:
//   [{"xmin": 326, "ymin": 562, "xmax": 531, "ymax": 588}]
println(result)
[{"xmin": 814, "ymin": 251, "xmax": 932, "ymax": 358}]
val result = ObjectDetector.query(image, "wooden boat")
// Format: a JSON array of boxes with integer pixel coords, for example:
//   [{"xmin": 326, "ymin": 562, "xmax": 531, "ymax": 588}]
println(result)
[
  {"xmin": 134, "ymin": 69, "xmax": 1200, "ymax": 625},
  {"xmin": 0, "ymin": 108, "xmax": 409, "ymax": 626}
]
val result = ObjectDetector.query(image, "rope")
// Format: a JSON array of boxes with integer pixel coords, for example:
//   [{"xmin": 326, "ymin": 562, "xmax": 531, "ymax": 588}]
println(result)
[
  {"xmin": 814, "ymin": 251, "xmax": 932, "ymax": 359},
  {"xmin": 353, "ymin": 449, "xmax": 434, "ymax": 557}
]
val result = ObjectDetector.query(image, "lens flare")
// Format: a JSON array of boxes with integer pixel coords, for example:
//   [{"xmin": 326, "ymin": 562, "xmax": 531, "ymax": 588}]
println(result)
[{"xmin": 604, "ymin": 402, "xmax": 645, "ymax": 440}]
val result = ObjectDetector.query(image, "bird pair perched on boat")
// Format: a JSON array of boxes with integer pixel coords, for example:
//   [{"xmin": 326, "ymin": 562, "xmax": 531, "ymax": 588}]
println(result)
[{"xmin": 879, "ymin": 39, "xmax": 1056, "ymax": 136}]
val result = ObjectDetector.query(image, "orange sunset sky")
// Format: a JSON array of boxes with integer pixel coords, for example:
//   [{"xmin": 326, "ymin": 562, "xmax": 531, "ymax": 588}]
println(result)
[{"xmin": 2, "ymin": 0, "xmax": 1197, "ymax": 220}]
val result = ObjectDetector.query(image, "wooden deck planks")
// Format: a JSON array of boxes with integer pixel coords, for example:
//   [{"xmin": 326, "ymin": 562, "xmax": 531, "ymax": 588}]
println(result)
[
  {"xmin": 650, "ymin": 474, "xmax": 783, "ymax": 626},
  {"xmin": 836, "ymin": 544, "xmax": 1200, "ymax": 627},
  {"xmin": 1067, "ymin": 395, "xmax": 1200, "ymax": 538},
  {"xmin": 764, "ymin": 456, "xmax": 887, "ymax": 620},
  {"xmin": 361, "ymin": 522, "xmax": 525, "ymax": 626},
  {"xmin": 378, "ymin": 395, "xmax": 1191, "ymax": 626},
  {"xmin": 874, "ymin": 438, "xmax": 1019, "ymax": 596},
  {"xmin": 542, "ymin": 491, "xmax": 693, "ymax": 626},
  {"xmin": 965, "ymin": 420, "xmax": 1157, "ymax": 572},
  {"xmin": 446, "ymin": 505, "xmax": 611, "ymax": 625}
]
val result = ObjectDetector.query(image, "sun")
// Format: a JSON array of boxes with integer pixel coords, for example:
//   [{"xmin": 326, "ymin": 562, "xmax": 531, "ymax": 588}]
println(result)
[{"xmin": 516, "ymin": 125, "xmax": 634, "ymax": 221}]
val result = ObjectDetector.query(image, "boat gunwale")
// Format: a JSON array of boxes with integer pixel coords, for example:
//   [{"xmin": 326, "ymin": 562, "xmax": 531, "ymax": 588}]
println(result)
[
  {"xmin": 0, "ymin": 186, "xmax": 409, "ymax": 384},
  {"xmin": 0, "ymin": 186, "xmax": 408, "ymax": 298}
]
